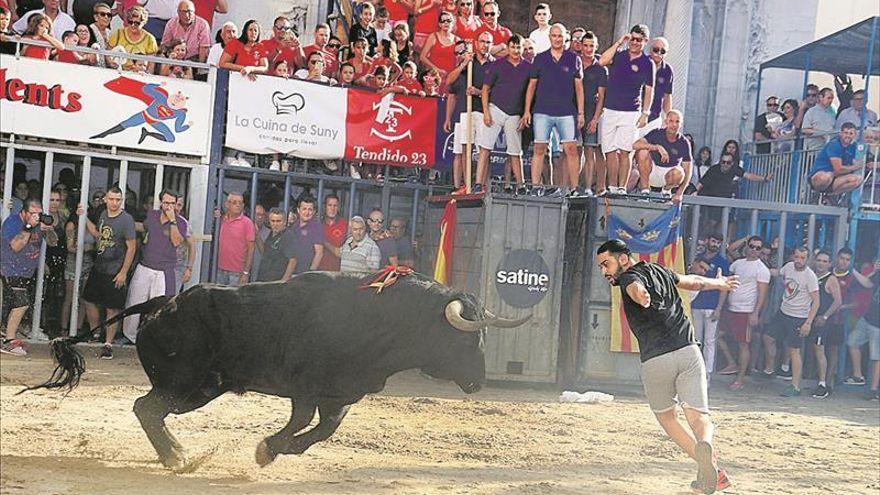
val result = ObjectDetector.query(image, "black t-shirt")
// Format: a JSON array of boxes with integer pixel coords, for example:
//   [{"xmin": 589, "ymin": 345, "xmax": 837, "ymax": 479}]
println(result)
[
  {"xmin": 699, "ymin": 163, "xmax": 745, "ymax": 198},
  {"xmin": 618, "ymin": 261, "xmax": 695, "ymax": 362},
  {"xmin": 448, "ymin": 57, "xmax": 488, "ymax": 118},
  {"xmin": 348, "ymin": 24, "xmax": 378, "ymax": 56},
  {"xmin": 257, "ymin": 229, "xmax": 297, "ymax": 282}
]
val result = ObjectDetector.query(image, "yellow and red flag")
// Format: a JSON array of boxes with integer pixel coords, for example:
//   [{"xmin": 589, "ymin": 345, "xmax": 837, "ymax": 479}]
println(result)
[
  {"xmin": 433, "ymin": 199, "xmax": 457, "ymax": 285},
  {"xmin": 608, "ymin": 205, "xmax": 691, "ymax": 353}
]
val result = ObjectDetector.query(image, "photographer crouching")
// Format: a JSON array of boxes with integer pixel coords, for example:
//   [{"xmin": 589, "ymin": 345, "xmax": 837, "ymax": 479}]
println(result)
[{"xmin": 1, "ymin": 198, "xmax": 58, "ymax": 356}]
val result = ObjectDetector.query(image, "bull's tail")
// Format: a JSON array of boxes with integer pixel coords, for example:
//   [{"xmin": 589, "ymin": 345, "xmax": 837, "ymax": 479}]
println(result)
[{"xmin": 17, "ymin": 295, "xmax": 173, "ymax": 395}]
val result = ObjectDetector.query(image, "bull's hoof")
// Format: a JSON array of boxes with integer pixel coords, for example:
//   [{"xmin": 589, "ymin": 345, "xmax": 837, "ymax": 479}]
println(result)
[
  {"xmin": 173, "ymin": 447, "xmax": 217, "ymax": 474},
  {"xmin": 160, "ymin": 451, "xmax": 186, "ymax": 470},
  {"xmin": 255, "ymin": 440, "xmax": 276, "ymax": 467}
]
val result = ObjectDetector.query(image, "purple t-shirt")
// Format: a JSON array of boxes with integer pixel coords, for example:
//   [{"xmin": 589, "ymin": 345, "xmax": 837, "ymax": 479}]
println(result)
[
  {"xmin": 604, "ymin": 49, "xmax": 655, "ymax": 112},
  {"xmin": 0, "ymin": 213, "xmax": 42, "ymax": 278},
  {"xmin": 649, "ymin": 61, "xmax": 673, "ymax": 121},
  {"xmin": 290, "ymin": 218, "xmax": 325, "ymax": 273},
  {"xmin": 141, "ymin": 210, "xmax": 188, "ymax": 271},
  {"xmin": 645, "ymin": 128, "xmax": 692, "ymax": 168},
  {"xmin": 581, "ymin": 56, "xmax": 607, "ymax": 119},
  {"xmin": 484, "ymin": 57, "xmax": 532, "ymax": 116},
  {"xmin": 530, "ymin": 49, "xmax": 582, "ymax": 117}
]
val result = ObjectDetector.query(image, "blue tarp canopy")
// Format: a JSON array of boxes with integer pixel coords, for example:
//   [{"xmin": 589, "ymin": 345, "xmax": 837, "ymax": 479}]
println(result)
[{"xmin": 760, "ymin": 16, "xmax": 880, "ymax": 76}]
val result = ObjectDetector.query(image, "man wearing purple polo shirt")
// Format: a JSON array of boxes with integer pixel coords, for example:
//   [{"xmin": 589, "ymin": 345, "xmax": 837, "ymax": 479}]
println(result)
[
  {"xmin": 123, "ymin": 189, "xmax": 187, "ymax": 344},
  {"xmin": 638, "ymin": 37, "xmax": 672, "ymax": 139},
  {"xmin": 632, "ymin": 110, "xmax": 692, "ymax": 203},
  {"xmin": 478, "ymin": 34, "xmax": 531, "ymax": 190},
  {"xmin": 289, "ymin": 196, "xmax": 324, "ymax": 274},
  {"xmin": 599, "ymin": 24, "xmax": 655, "ymax": 195},
  {"xmin": 578, "ymin": 30, "xmax": 607, "ymax": 196},
  {"xmin": 522, "ymin": 23, "xmax": 585, "ymax": 196}
]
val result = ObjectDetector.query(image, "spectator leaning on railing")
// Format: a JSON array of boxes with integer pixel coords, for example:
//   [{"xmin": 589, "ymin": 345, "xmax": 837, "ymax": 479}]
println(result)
[
  {"xmin": 108, "ymin": 5, "xmax": 158, "ymax": 70},
  {"xmin": 20, "ymin": 11, "xmax": 64, "ymax": 59},
  {"xmin": 160, "ymin": 0, "xmax": 210, "ymax": 63},
  {"xmin": 802, "ymin": 87, "xmax": 837, "ymax": 151}
]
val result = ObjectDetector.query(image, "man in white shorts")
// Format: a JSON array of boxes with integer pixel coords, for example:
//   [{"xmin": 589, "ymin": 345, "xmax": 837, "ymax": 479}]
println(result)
[
  {"xmin": 445, "ymin": 33, "xmax": 493, "ymax": 192},
  {"xmin": 632, "ymin": 110, "xmax": 692, "ymax": 202},
  {"xmin": 598, "ymin": 24, "xmax": 655, "ymax": 194},
  {"xmin": 637, "ymin": 37, "xmax": 673, "ymax": 139},
  {"xmin": 477, "ymin": 34, "xmax": 532, "ymax": 190}
]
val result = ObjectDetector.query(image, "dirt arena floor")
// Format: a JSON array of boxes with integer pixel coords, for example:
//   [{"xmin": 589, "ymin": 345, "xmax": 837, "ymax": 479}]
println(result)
[{"xmin": 1, "ymin": 345, "xmax": 879, "ymax": 495}]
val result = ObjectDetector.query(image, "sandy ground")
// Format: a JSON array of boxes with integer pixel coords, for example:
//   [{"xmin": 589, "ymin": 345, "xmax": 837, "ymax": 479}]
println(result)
[{"xmin": 1, "ymin": 345, "xmax": 879, "ymax": 495}]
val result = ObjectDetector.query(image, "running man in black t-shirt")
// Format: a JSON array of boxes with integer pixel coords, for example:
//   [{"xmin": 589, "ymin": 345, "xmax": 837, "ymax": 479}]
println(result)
[{"xmin": 596, "ymin": 239, "xmax": 740, "ymax": 494}]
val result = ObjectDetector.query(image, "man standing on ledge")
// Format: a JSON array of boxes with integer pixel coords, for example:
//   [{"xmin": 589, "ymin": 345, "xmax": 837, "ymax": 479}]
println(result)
[{"xmin": 596, "ymin": 239, "xmax": 739, "ymax": 494}]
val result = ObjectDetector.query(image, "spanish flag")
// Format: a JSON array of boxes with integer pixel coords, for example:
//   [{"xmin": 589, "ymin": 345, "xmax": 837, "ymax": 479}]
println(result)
[
  {"xmin": 607, "ymin": 205, "xmax": 691, "ymax": 353},
  {"xmin": 433, "ymin": 199, "xmax": 457, "ymax": 285}
]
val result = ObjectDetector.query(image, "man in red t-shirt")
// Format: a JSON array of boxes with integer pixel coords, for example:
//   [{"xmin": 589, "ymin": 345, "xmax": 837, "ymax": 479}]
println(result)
[
  {"xmin": 318, "ymin": 194, "xmax": 348, "ymax": 271},
  {"xmin": 303, "ymin": 23, "xmax": 339, "ymax": 78},
  {"xmin": 258, "ymin": 15, "xmax": 294, "ymax": 65},
  {"xmin": 453, "ymin": 0, "xmax": 481, "ymax": 42},
  {"xmin": 474, "ymin": 0, "xmax": 510, "ymax": 57},
  {"xmin": 191, "ymin": 0, "xmax": 228, "ymax": 27}
]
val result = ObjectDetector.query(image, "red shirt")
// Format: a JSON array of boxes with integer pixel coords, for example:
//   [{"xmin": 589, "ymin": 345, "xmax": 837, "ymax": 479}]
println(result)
[
  {"xmin": 222, "ymin": 38, "xmax": 266, "ymax": 67},
  {"xmin": 258, "ymin": 37, "xmax": 283, "ymax": 64},
  {"xmin": 55, "ymin": 49, "xmax": 81, "ymax": 64},
  {"xmin": 304, "ymin": 44, "xmax": 339, "ymax": 77},
  {"xmin": 318, "ymin": 217, "xmax": 348, "ymax": 271},
  {"xmin": 425, "ymin": 36, "xmax": 457, "ymax": 74},
  {"xmin": 192, "ymin": 0, "xmax": 219, "ymax": 25},
  {"xmin": 276, "ymin": 46, "xmax": 305, "ymax": 70},
  {"xmin": 22, "ymin": 37, "xmax": 51, "ymax": 60},
  {"xmin": 384, "ymin": 0, "xmax": 410, "ymax": 22},
  {"xmin": 413, "ymin": 0, "xmax": 440, "ymax": 38},
  {"xmin": 455, "ymin": 15, "xmax": 482, "ymax": 42},
  {"xmin": 474, "ymin": 22, "xmax": 511, "ymax": 46},
  {"xmin": 397, "ymin": 77, "xmax": 423, "ymax": 94}
]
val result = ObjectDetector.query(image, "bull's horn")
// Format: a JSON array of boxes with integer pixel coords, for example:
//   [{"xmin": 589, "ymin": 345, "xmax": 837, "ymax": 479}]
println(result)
[
  {"xmin": 445, "ymin": 300, "xmax": 485, "ymax": 333},
  {"xmin": 484, "ymin": 310, "xmax": 532, "ymax": 328}
]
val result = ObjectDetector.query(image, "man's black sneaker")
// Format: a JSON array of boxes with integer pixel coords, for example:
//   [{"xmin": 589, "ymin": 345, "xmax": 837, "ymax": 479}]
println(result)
[
  {"xmin": 99, "ymin": 344, "xmax": 113, "ymax": 360},
  {"xmin": 865, "ymin": 390, "xmax": 880, "ymax": 401},
  {"xmin": 811, "ymin": 384, "xmax": 829, "ymax": 398},
  {"xmin": 776, "ymin": 367, "xmax": 793, "ymax": 380},
  {"xmin": 844, "ymin": 376, "xmax": 866, "ymax": 385}
]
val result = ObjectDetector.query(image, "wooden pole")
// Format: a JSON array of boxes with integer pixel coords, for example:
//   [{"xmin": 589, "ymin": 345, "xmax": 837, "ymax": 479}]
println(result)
[{"xmin": 464, "ymin": 57, "xmax": 473, "ymax": 193}]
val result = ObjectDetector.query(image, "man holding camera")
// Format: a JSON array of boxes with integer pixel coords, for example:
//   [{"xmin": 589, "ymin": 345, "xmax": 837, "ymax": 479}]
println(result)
[{"xmin": 1, "ymin": 198, "xmax": 59, "ymax": 356}]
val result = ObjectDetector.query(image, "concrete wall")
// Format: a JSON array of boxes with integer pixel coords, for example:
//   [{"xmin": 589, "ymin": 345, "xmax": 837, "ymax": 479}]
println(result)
[{"xmin": 213, "ymin": 0, "xmax": 323, "ymax": 43}]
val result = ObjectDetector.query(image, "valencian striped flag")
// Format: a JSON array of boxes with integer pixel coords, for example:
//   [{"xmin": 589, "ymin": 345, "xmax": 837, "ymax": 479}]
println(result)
[
  {"xmin": 433, "ymin": 199, "xmax": 457, "ymax": 285},
  {"xmin": 607, "ymin": 205, "xmax": 691, "ymax": 353}
]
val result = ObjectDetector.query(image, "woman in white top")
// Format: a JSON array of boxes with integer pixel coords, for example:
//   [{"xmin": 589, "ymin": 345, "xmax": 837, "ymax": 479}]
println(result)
[{"xmin": 206, "ymin": 21, "xmax": 236, "ymax": 67}]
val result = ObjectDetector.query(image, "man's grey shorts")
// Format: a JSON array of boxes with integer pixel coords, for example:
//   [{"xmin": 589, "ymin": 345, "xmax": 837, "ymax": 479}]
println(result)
[
  {"xmin": 848, "ymin": 317, "xmax": 880, "ymax": 361},
  {"xmin": 641, "ymin": 344, "xmax": 709, "ymax": 414}
]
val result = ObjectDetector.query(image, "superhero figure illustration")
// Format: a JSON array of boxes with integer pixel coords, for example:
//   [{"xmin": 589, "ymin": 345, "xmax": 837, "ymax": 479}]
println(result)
[{"xmin": 91, "ymin": 77, "xmax": 191, "ymax": 144}]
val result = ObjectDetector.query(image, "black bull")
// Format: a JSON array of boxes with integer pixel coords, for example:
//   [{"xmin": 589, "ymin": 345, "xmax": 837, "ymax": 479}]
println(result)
[{"xmin": 22, "ymin": 271, "xmax": 530, "ymax": 469}]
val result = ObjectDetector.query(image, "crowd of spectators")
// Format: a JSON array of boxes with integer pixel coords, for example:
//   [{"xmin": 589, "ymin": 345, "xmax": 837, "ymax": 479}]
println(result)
[
  {"xmin": 689, "ymin": 233, "xmax": 880, "ymax": 401},
  {"xmin": 1, "ymin": 1, "xmax": 876, "ymax": 203},
  {"xmin": 0, "ymin": 167, "xmax": 198, "ymax": 358}
]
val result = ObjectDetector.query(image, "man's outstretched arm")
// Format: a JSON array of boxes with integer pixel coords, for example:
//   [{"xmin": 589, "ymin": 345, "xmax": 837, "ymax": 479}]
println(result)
[{"xmin": 676, "ymin": 270, "xmax": 740, "ymax": 292}]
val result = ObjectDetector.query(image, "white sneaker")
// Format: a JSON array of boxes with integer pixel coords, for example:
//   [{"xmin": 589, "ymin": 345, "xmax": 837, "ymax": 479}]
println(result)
[
  {"xmin": 350, "ymin": 164, "xmax": 361, "ymax": 179},
  {"xmin": 269, "ymin": 160, "xmax": 281, "ymax": 171},
  {"xmin": 224, "ymin": 156, "xmax": 238, "ymax": 167},
  {"xmin": 235, "ymin": 157, "xmax": 251, "ymax": 167},
  {"xmin": 324, "ymin": 160, "xmax": 339, "ymax": 171},
  {"xmin": 639, "ymin": 188, "xmax": 651, "ymax": 196},
  {"xmin": 281, "ymin": 159, "xmax": 292, "ymax": 172},
  {"xmin": 0, "ymin": 339, "xmax": 27, "ymax": 356}
]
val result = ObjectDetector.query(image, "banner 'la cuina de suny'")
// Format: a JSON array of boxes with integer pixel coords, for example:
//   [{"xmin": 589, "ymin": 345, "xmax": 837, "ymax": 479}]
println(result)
[
  {"xmin": 0, "ymin": 54, "xmax": 212, "ymax": 156},
  {"xmin": 225, "ymin": 73, "xmax": 443, "ymax": 167}
]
